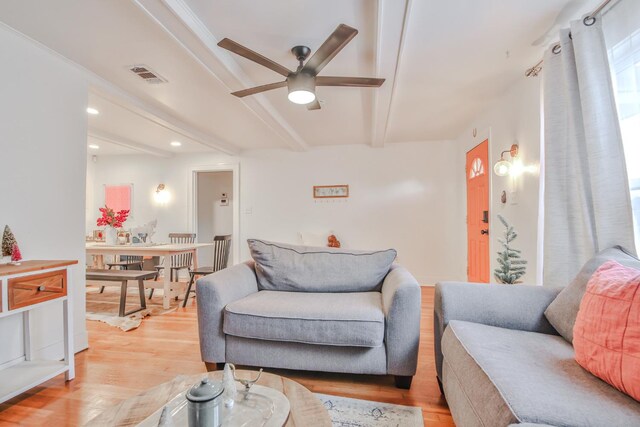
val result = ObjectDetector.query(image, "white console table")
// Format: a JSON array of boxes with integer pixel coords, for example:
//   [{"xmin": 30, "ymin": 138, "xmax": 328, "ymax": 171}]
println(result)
[{"xmin": 0, "ymin": 260, "xmax": 77, "ymax": 403}]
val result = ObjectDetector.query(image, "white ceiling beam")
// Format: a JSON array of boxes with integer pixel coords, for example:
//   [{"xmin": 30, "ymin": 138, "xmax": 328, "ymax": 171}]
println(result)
[
  {"xmin": 133, "ymin": 0, "xmax": 309, "ymax": 151},
  {"xmin": 89, "ymin": 78, "xmax": 240, "ymax": 155},
  {"xmin": 89, "ymin": 129, "xmax": 174, "ymax": 158},
  {"xmin": 371, "ymin": 0, "xmax": 412, "ymax": 147},
  {"xmin": 0, "ymin": 19, "xmax": 240, "ymax": 156}
]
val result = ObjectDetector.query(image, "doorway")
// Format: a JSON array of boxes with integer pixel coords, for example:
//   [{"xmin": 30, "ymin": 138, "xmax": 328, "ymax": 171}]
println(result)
[
  {"xmin": 192, "ymin": 168, "xmax": 238, "ymax": 267},
  {"xmin": 466, "ymin": 139, "xmax": 490, "ymax": 283}
]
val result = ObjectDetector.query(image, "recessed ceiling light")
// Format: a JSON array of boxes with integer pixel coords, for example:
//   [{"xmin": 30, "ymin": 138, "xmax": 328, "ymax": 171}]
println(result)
[
  {"xmin": 170, "ymin": 141, "xmax": 182, "ymax": 147},
  {"xmin": 86, "ymin": 107, "xmax": 99, "ymax": 115},
  {"xmin": 88, "ymin": 144, "xmax": 100, "ymax": 150}
]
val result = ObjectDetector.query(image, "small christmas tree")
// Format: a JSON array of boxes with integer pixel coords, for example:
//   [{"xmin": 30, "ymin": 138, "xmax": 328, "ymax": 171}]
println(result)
[
  {"xmin": 11, "ymin": 243, "xmax": 22, "ymax": 262},
  {"xmin": 494, "ymin": 215, "xmax": 527, "ymax": 284},
  {"xmin": 2, "ymin": 226, "xmax": 17, "ymax": 257}
]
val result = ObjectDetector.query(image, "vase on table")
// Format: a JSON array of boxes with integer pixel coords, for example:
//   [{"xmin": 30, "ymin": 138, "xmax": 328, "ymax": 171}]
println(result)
[
  {"xmin": 104, "ymin": 227, "xmax": 117, "ymax": 245},
  {"xmin": 96, "ymin": 206, "xmax": 130, "ymax": 245}
]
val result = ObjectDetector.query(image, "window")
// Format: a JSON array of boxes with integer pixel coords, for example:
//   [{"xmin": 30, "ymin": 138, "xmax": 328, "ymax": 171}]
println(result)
[
  {"xmin": 469, "ymin": 157, "xmax": 484, "ymax": 179},
  {"xmin": 605, "ymin": 1, "xmax": 640, "ymax": 253},
  {"xmin": 104, "ymin": 184, "xmax": 133, "ymax": 216}
]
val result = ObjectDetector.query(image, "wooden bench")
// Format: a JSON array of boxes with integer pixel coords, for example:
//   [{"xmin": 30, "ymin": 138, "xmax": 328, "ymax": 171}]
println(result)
[{"xmin": 86, "ymin": 269, "xmax": 158, "ymax": 317}]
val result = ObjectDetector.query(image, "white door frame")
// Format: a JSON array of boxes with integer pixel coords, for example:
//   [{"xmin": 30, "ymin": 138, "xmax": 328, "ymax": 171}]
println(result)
[{"xmin": 188, "ymin": 163, "xmax": 240, "ymax": 266}]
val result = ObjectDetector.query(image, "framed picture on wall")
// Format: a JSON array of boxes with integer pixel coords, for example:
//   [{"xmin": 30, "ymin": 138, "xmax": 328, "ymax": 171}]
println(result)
[
  {"xmin": 104, "ymin": 184, "xmax": 133, "ymax": 218},
  {"xmin": 313, "ymin": 185, "xmax": 349, "ymax": 198}
]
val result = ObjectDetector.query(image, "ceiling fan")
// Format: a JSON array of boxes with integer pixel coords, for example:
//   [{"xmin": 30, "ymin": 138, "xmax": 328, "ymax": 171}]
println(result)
[{"xmin": 217, "ymin": 24, "xmax": 385, "ymax": 110}]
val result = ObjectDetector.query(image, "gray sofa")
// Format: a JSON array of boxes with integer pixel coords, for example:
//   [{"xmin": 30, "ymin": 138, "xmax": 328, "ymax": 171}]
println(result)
[
  {"xmin": 434, "ymin": 246, "xmax": 640, "ymax": 427},
  {"xmin": 196, "ymin": 240, "xmax": 422, "ymax": 388}
]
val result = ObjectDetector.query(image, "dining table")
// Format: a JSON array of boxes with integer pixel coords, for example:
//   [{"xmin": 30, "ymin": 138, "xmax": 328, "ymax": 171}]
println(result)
[{"xmin": 85, "ymin": 242, "xmax": 213, "ymax": 309}]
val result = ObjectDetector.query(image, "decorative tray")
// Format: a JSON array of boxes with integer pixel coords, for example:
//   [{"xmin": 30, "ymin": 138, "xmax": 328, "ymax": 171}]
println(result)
[{"xmin": 137, "ymin": 384, "xmax": 290, "ymax": 427}]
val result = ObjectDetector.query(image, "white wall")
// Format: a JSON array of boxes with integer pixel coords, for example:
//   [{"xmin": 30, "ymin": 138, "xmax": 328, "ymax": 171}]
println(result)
[
  {"xmin": 88, "ymin": 141, "xmax": 460, "ymax": 284},
  {"xmin": 0, "ymin": 24, "xmax": 88, "ymax": 365},
  {"xmin": 86, "ymin": 154, "xmax": 97, "ymax": 234},
  {"xmin": 454, "ymin": 77, "xmax": 542, "ymax": 285},
  {"xmin": 196, "ymin": 171, "xmax": 233, "ymax": 265},
  {"xmin": 86, "ymin": 82, "xmax": 543, "ymax": 287}
]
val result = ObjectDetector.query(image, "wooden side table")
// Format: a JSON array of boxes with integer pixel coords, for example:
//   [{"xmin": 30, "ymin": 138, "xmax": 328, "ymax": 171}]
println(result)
[
  {"xmin": 87, "ymin": 370, "xmax": 331, "ymax": 427},
  {"xmin": 0, "ymin": 260, "xmax": 77, "ymax": 403}
]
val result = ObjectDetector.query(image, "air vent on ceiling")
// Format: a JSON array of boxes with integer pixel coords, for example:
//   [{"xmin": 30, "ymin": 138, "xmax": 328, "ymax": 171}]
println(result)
[{"xmin": 128, "ymin": 65, "xmax": 167, "ymax": 84}]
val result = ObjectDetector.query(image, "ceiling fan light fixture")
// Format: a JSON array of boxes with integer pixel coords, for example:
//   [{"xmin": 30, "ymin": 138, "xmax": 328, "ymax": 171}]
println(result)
[
  {"xmin": 288, "ymin": 90, "xmax": 316, "ymax": 105},
  {"xmin": 287, "ymin": 73, "xmax": 316, "ymax": 105}
]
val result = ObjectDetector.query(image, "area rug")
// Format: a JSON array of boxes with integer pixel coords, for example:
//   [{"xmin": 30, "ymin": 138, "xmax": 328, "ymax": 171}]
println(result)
[
  {"xmin": 86, "ymin": 285, "xmax": 179, "ymax": 331},
  {"xmin": 316, "ymin": 393, "xmax": 424, "ymax": 427}
]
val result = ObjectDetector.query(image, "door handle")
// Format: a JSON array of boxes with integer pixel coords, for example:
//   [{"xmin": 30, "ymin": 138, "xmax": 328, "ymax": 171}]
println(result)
[{"xmin": 480, "ymin": 229, "xmax": 489, "ymax": 235}]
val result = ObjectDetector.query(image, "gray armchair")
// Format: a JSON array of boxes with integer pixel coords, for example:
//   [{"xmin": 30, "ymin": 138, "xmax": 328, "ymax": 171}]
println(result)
[{"xmin": 196, "ymin": 261, "xmax": 421, "ymax": 388}]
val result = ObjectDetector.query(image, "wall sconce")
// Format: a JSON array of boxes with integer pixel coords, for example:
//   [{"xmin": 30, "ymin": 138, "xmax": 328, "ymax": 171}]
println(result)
[
  {"xmin": 154, "ymin": 183, "xmax": 170, "ymax": 204},
  {"xmin": 493, "ymin": 144, "xmax": 519, "ymax": 176}
]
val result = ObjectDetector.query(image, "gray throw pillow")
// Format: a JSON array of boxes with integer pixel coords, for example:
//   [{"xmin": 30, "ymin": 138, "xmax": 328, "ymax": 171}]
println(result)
[
  {"xmin": 247, "ymin": 239, "xmax": 397, "ymax": 292},
  {"xmin": 544, "ymin": 246, "xmax": 639, "ymax": 343}
]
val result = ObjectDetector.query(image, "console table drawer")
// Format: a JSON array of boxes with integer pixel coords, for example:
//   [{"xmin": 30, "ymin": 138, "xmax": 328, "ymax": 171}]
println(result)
[{"xmin": 8, "ymin": 270, "xmax": 67, "ymax": 310}]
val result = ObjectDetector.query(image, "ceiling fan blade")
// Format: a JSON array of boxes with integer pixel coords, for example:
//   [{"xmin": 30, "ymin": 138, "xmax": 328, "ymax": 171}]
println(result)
[
  {"xmin": 218, "ymin": 38, "xmax": 292, "ymax": 77},
  {"xmin": 316, "ymin": 76, "xmax": 385, "ymax": 87},
  {"xmin": 231, "ymin": 81, "xmax": 287, "ymax": 98},
  {"xmin": 302, "ymin": 24, "xmax": 358, "ymax": 75},
  {"xmin": 307, "ymin": 99, "xmax": 321, "ymax": 110}
]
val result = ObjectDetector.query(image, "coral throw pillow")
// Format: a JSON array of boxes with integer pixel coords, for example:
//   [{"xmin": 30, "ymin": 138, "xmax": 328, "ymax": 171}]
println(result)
[{"xmin": 573, "ymin": 260, "xmax": 640, "ymax": 401}]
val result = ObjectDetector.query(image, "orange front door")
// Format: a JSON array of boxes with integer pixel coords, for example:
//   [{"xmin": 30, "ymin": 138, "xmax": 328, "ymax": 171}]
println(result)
[{"xmin": 466, "ymin": 140, "xmax": 490, "ymax": 283}]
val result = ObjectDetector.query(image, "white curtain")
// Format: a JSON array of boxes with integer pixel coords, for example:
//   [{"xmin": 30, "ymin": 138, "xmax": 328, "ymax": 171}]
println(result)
[{"xmin": 543, "ymin": 17, "xmax": 636, "ymax": 287}]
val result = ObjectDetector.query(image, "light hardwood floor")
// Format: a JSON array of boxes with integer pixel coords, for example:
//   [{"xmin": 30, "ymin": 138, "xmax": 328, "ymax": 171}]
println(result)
[{"xmin": 0, "ymin": 287, "xmax": 454, "ymax": 427}]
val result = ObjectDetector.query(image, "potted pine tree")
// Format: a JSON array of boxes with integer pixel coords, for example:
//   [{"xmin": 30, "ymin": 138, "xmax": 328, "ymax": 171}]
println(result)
[{"xmin": 494, "ymin": 215, "xmax": 527, "ymax": 284}]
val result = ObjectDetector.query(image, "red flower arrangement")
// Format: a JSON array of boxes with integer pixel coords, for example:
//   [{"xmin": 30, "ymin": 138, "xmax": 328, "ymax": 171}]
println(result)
[{"xmin": 96, "ymin": 206, "xmax": 130, "ymax": 229}]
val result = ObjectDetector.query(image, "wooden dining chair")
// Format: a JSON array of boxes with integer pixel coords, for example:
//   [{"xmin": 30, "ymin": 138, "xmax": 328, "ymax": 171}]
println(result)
[
  {"xmin": 99, "ymin": 255, "xmax": 143, "ymax": 293},
  {"xmin": 182, "ymin": 235, "xmax": 232, "ymax": 307},
  {"xmin": 149, "ymin": 233, "xmax": 196, "ymax": 299},
  {"xmin": 106, "ymin": 255, "xmax": 143, "ymax": 271}
]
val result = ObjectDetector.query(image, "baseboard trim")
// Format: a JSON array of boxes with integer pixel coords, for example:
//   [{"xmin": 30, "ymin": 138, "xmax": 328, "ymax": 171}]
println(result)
[
  {"xmin": 0, "ymin": 355, "xmax": 26, "ymax": 370},
  {"xmin": 75, "ymin": 330, "xmax": 89, "ymax": 353},
  {"xmin": 31, "ymin": 330, "xmax": 89, "ymax": 360}
]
